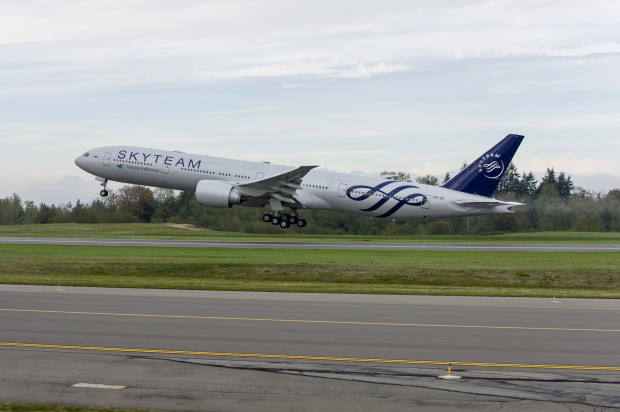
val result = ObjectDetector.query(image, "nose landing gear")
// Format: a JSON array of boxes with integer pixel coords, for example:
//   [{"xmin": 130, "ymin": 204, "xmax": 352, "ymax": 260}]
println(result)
[{"xmin": 97, "ymin": 177, "xmax": 109, "ymax": 197}]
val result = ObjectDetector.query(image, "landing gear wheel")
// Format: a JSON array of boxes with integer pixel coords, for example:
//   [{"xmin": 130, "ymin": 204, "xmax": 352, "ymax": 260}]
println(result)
[
  {"xmin": 262, "ymin": 213, "xmax": 272, "ymax": 223},
  {"xmin": 98, "ymin": 178, "xmax": 109, "ymax": 197},
  {"xmin": 289, "ymin": 215, "xmax": 298, "ymax": 224},
  {"xmin": 281, "ymin": 214, "xmax": 290, "ymax": 223},
  {"xmin": 271, "ymin": 216, "xmax": 281, "ymax": 225},
  {"xmin": 296, "ymin": 219, "xmax": 307, "ymax": 228},
  {"xmin": 279, "ymin": 220, "xmax": 290, "ymax": 229}
]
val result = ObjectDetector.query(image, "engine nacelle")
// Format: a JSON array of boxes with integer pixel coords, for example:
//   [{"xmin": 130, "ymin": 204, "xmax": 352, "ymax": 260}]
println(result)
[{"xmin": 195, "ymin": 180, "xmax": 242, "ymax": 208}]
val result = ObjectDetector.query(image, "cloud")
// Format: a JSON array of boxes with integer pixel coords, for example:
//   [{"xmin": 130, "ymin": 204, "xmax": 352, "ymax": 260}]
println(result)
[
  {"xmin": 238, "ymin": 149, "xmax": 392, "ymax": 161},
  {"xmin": 337, "ymin": 63, "xmax": 409, "ymax": 79},
  {"xmin": 194, "ymin": 61, "xmax": 408, "ymax": 80},
  {"xmin": 521, "ymin": 155, "xmax": 618, "ymax": 176},
  {"xmin": 2, "ymin": 0, "xmax": 620, "ymax": 198},
  {"xmin": 527, "ymin": 113, "xmax": 620, "ymax": 129},
  {"xmin": 3, "ymin": 0, "xmax": 619, "ymax": 91}
]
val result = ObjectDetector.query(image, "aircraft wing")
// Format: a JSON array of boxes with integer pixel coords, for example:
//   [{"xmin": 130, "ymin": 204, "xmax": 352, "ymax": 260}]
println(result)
[
  {"xmin": 236, "ymin": 165, "xmax": 318, "ymax": 207},
  {"xmin": 453, "ymin": 199, "xmax": 525, "ymax": 208}
]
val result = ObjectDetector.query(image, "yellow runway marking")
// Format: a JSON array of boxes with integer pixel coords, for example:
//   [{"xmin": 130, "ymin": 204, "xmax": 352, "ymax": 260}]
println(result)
[
  {"xmin": 2, "ymin": 341, "xmax": 620, "ymax": 371},
  {"xmin": 2, "ymin": 308, "xmax": 620, "ymax": 332}
]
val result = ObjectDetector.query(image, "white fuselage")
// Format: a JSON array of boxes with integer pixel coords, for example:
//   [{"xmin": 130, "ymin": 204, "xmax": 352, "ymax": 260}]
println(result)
[{"xmin": 75, "ymin": 146, "xmax": 516, "ymax": 220}]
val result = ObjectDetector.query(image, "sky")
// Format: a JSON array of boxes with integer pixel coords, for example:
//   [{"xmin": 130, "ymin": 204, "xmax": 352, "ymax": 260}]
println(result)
[{"xmin": 1, "ymin": 0, "xmax": 619, "ymax": 204}]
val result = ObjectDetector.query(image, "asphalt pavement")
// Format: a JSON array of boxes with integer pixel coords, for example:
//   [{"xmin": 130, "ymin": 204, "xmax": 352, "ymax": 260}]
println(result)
[
  {"xmin": 1, "ymin": 236, "xmax": 619, "ymax": 251},
  {"xmin": 1, "ymin": 285, "xmax": 619, "ymax": 410}
]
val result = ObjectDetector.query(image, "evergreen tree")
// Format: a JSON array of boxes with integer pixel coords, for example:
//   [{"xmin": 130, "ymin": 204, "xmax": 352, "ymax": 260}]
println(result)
[
  {"xmin": 520, "ymin": 172, "xmax": 537, "ymax": 197},
  {"xmin": 556, "ymin": 172, "xmax": 574, "ymax": 204},
  {"xmin": 536, "ymin": 168, "xmax": 557, "ymax": 196},
  {"xmin": 497, "ymin": 163, "xmax": 520, "ymax": 195},
  {"xmin": 442, "ymin": 172, "xmax": 451, "ymax": 184}
]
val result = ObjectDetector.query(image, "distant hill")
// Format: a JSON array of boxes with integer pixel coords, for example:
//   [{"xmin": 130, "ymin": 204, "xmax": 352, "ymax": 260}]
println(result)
[{"xmin": 21, "ymin": 175, "xmax": 118, "ymax": 206}]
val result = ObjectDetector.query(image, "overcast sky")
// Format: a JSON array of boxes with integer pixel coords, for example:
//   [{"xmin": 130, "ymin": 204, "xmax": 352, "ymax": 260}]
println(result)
[{"xmin": 2, "ymin": 0, "xmax": 619, "ymax": 203}]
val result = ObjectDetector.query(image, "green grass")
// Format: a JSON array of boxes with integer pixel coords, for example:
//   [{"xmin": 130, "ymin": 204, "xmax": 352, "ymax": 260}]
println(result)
[
  {"xmin": 1, "ymin": 223, "xmax": 619, "ymax": 244},
  {"xmin": 0, "ymin": 402, "xmax": 158, "ymax": 412},
  {"xmin": 1, "ymin": 244, "xmax": 618, "ymax": 298}
]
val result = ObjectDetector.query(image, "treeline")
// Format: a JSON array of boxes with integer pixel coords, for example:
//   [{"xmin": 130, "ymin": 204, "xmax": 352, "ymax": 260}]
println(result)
[{"xmin": 1, "ymin": 165, "xmax": 618, "ymax": 234}]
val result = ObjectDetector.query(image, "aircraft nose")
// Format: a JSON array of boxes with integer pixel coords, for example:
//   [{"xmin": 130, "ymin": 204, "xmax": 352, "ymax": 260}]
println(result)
[{"xmin": 75, "ymin": 153, "xmax": 87, "ymax": 170}]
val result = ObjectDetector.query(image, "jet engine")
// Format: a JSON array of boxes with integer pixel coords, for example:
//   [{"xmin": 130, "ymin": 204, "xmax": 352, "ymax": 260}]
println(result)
[{"xmin": 195, "ymin": 180, "xmax": 243, "ymax": 208}]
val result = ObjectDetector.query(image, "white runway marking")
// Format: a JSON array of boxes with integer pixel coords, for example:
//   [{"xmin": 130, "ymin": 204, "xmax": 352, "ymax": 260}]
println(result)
[{"xmin": 70, "ymin": 383, "xmax": 127, "ymax": 389}]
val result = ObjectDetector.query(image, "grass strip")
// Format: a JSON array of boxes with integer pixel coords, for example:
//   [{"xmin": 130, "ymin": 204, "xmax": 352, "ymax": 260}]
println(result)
[
  {"xmin": 1, "ymin": 223, "xmax": 620, "ymax": 244},
  {"xmin": 0, "ymin": 401, "xmax": 159, "ymax": 412},
  {"xmin": 1, "ymin": 244, "xmax": 618, "ymax": 298}
]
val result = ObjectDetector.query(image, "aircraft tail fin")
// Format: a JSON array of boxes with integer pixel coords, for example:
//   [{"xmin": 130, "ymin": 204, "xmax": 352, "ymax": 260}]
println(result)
[{"xmin": 441, "ymin": 134, "xmax": 524, "ymax": 197}]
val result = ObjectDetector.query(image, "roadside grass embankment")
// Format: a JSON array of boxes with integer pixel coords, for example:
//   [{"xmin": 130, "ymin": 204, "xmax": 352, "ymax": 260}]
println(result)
[{"xmin": 1, "ymin": 244, "xmax": 618, "ymax": 298}]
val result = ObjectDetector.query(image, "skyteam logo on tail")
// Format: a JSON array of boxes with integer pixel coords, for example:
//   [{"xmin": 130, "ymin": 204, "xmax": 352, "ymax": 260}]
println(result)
[{"xmin": 478, "ymin": 153, "xmax": 504, "ymax": 180}]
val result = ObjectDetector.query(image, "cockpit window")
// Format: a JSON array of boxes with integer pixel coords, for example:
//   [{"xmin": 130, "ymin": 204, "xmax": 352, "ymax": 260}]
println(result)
[{"xmin": 83, "ymin": 152, "xmax": 89, "ymax": 157}]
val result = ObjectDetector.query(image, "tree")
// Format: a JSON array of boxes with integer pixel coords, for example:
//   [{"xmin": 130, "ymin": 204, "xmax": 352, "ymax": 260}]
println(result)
[
  {"xmin": 154, "ymin": 188, "xmax": 175, "ymax": 202},
  {"xmin": 117, "ymin": 185, "xmax": 156, "ymax": 223},
  {"xmin": 23, "ymin": 200, "xmax": 38, "ymax": 224},
  {"xmin": 380, "ymin": 171, "xmax": 411, "ymax": 182},
  {"xmin": 0, "ymin": 194, "xmax": 24, "ymax": 225},
  {"xmin": 177, "ymin": 190, "xmax": 197, "ymax": 221},
  {"xmin": 71, "ymin": 199, "xmax": 95, "ymax": 223},
  {"xmin": 604, "ymin": 189, "xmax": 620, "ymax": 231},
  {"xmin": 556, "ymin": 172, "xmax": 574, "ymax": 204},
  {"xmin": 415, "ymin": 174, "xmax": 439, "ymax": 185},
  {"xmin": 520, "ymin": 172, "xmax": 537, "ymax": 197},
  {"xmin": 442, "ymin": 172, "xmax": 451, "ymax": 184},
  {"xmin": 497, "ymin": 163, "xmax": 521, "ymax": 195},
  {"xmin": 151, "ymin": 188, "xmax": 179, "ymax": 223},
  {"xmin": 536, "ymin": 168, "xmax": 557, "ymax": 197},
  {"xmin": 535, "ymin": 168, "xmax": 573, "ymax": 204}
]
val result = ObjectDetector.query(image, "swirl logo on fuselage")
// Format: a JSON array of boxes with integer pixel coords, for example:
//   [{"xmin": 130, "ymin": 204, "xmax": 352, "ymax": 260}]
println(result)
[
  {"xmin": 477, "ymin": 153, "xmax": 504, "ymax": 179},
  {"xmin": 346, "ymin": 181, "xmax": 428, "ymax": 218}
]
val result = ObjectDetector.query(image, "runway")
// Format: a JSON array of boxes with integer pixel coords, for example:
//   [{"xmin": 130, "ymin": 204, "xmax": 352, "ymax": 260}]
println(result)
[
  {"xmin": 1, "ymin": 236, "xmax": 619, "ymax": 251},
  {"xmin": 1, "ymin": 285, "xmax": 619, "ymax": 411}
]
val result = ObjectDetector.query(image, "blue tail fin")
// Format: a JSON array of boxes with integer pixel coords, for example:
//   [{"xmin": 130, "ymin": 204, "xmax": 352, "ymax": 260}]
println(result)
[{"xmin": 441, "ymin": 134, "xmax": 524, "ymax": 197}]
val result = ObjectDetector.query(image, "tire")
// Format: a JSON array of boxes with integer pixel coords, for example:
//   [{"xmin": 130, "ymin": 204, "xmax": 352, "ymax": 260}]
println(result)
[
  {"xmin": 100, "ymin": 190, "xmax": 109, "ymax": 197},
  {"xmin": 262, "ymin": 213, "xmax": 272, "ymax": 222},
  {"xmin": 280, "ymin": 220, "xmax": 290, "ymax": 228},
  {"xmin": 296, "ymin": 219, "xmax": 307, "ymax": 228},
  {"xmin": 271, "ymin": 216, "xmax": 281, "ymax": 225}
]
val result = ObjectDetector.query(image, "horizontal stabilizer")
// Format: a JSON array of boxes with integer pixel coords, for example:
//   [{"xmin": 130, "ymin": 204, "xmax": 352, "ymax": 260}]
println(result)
[{"xmin": 453, "ymin": 199, "xmax": 524, "ymax": 208}]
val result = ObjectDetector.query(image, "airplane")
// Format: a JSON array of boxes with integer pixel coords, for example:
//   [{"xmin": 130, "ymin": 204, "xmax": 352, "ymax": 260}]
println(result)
[{"xmin": 75, "ymin": 134, "xmax": 524, "ymax": 228}]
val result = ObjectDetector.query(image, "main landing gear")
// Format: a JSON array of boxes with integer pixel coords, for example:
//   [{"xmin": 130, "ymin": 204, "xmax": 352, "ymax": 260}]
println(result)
[{"xmin": 262, "ymin": 211, "xmax": 307, "ymax": 229}]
